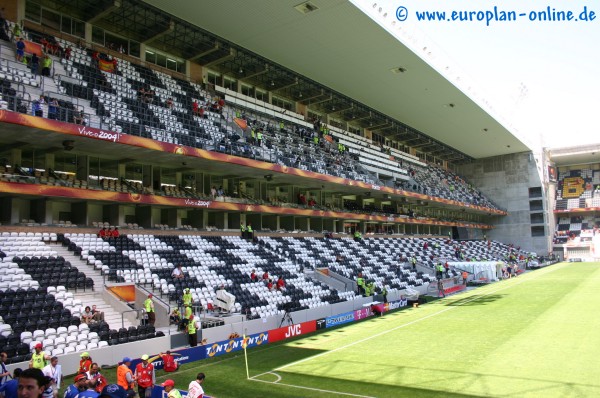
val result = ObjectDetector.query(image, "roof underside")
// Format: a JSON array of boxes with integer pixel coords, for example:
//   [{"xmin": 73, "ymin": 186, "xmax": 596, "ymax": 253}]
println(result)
[{"xmin": 35, "ymin": 0, "xmax": 530, "ymax": 162}]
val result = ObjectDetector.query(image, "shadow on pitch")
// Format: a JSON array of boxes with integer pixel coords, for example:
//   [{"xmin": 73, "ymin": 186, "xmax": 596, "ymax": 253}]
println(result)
[{"xmin": 444, "ymin": 294, "xmax": 505, "ymax": 306}]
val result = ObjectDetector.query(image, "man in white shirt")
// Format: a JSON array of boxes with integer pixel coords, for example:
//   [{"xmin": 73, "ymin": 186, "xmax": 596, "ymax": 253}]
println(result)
[
  {"xmin": 171, "ymin": 265, "xmax": 184, "ymax": 280},
  {"xmin": 187, "ymin": 373, "xmax": 211, "ymax": 398},
  {"xmin": 41, "ymin": 356, "xmax": 61, "ymax": 398}
]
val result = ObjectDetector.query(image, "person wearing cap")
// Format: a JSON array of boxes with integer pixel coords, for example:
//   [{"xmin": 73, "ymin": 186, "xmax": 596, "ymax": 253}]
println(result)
[
  {"xmin": 186, "ymin": 373, "xmax": 208, "ymax": 398},
  {"xmin": 187, "ymin": 316, "xmax": 199, "ymax": 347},
  {"xmin": 160, "ymin": 380, "xmax": 180, "ymax": 398},
  {"xmin": 115, "ymin": 359, "xmax": 133, "ymax": 392},
  {"xmin": 98, "ymin": 384, "xmax": 125, "ymax": 398},
  {"xmin": 29, "ymin": 344, "xmax": 49, "ymax": 370},
  {"xmin": 41, "ymin": 357, "xmax": 61, "ymax": 398},
  {"xmin": 78, "ymin": 353, "xmax": 92, "ymax": 374},
  {"xmin": 144, "ymin": 295, "xmax": 155, "ymax": 326},
  {"xmin": 63, "ymin": 374, "xmax": 87, "ymax": 398},
  {"xmin": 182, "ymin": 288, "xmax": 192, "ymax": 307},
  {"xmin": 134, "ymin": 355, "xmax": 154, "ymax": 398}
]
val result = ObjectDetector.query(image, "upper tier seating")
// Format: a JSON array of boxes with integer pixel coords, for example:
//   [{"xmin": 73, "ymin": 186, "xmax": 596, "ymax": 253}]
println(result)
[{"xmin": 1, "ymin": 31, "xmax": 500, "ymax": 212}]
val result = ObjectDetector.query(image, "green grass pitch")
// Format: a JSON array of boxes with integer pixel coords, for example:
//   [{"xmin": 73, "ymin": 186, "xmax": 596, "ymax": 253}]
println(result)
[{"xmin": 84, "ymin": 262, "xmax": 600, "ymax": 397}]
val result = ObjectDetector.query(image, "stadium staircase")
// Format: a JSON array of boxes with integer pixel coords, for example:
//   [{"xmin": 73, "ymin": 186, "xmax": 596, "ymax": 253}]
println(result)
[{"xmin": 48, "ymin": 243, "xmax": 134, "ymax": 329}]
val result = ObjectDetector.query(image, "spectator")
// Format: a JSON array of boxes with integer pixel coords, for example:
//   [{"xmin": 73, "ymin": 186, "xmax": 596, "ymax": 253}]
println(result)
[
  {"xmin": 16, "ymin": 369, "xmax": 48, "ymax": 398},
  {"xmin": 249, "ymin": 269, "xmax": 257, "ymax": 282},
  {"xmin": 210, "ymin": 186, "xmax": 217, "ymax": 199},
  {"xmin": 172, "ymin": 265, "xmax": 184, "ymax": 280},
  {"xmin": 98, "ymin": 384, "xmax": 125, "ymax": 398},
  {"xmin": 262, "ymin": 271, "xmax": 269, "ymax": 281},
  {"xmin": 187, "ymin": 373, "xmax": 208, "ymax": 398},
  {"xmin": 144, "ymin": 294, "xmax": 155, "ymax": 326},
  {"xmin": 76, "ymin": 380, "xmax": 100, "ymax": 398},
  {"xmin": 134, "ymin": 355, "xmax": 154, "ymax": 398},
  {"xmin": 42, "ymin": 357, "xmax": 62, "ymax": 398},
  {"xmin": 81, "ymin": 307, "xmax": 95, "ymax": 324},
  {"xmin": 64, "ymin": 47, "xmax": 71, "ymax": 61},
  {"xmin": 30, "ymin": 53, "xmax": 39, "ymax": 75},
  {"xmin": 91, "ymin": 305, "xmax": 105, "ymax": 322},
  {"xmin": 0, "ymin": 351, "xmax": 9, "ymax": 385},
  {"xmin": 115, "ymin": 358, "xmax": 133, "ymax": 392},
  {"xmin": 47, "ymin": 99, "xmax": 58, "ymax": 120},
  {"xmin": 160, "ymin": 380, "xmax": 179, "ymax": 398},
  {"xmin": 166, "ymin": 98, "xmax": 173, "ymax": 109},
  {"xmin": 15, "ymin": 38, "xmax": 25, "ymax": 62},
  {"xmin": 0, "ymin": 368, "xmax": 20, "ymax": 398},
  {"xmin": 169, "ymin": 309, "xmax": 181, "ymax": 325},
  {"xmin": 31, "ymin": 100, "xmax": 42, "ymax": 117},
  {"xmin": 29, "ymin": 344, "xmax": 49, "ymax": 370},
  {"xmin": 462, "ymin": 271, "xmax": 468, "ymax": 286},
  {"xmin": 192, "ymin": 100, "xmax": 199, "ymax": 115},
  {"xmin": 276, "ymin": 276, "xmax": 285, "ymax": 291},
  {"xmin": 159, "ymin": 352, "xmax": 178, "ymax": 373},
  {"xmin": 111, "ymin": 227, "xmax": 120, "ymax": 238},
  {"xmin": 86, "ymin": 363, "xmax": 107, "ymax": 393},
  {"xmin": 73, "ymin": 110, "xmax": 85, "ymax": 125},
  {"xmin": 41, "ymin": 55, "xmax": 52, "ymax": 77},
  {"xmin": 64, "ymin": 374, "xmax": 88, "ymax": 398},
  {"xmin": 78, "ymin": 352, "xmax": 92, "ymax": 374}
]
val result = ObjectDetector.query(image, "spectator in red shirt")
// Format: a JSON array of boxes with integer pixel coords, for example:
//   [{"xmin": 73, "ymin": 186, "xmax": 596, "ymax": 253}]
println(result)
[
  {"xmin": 192, "ymin": 100, "xmax": 199, "ymax": 115},
  {"xmin": 98, "ymin": 227, "xmax": 107, "ymax": 238},
  {"xmin": 262, "ymin": 271, "xmax": 269, "ymax": 281},
  {"xmin": 267, "ymin": 279, "xmax": 273, "ymax": 291},
  {"xmin": 112, "ymin": 227, "xmax": 120, "ymax": 238},
  {"xmin": 250, "ymin": 269, "xmax": 258, "ymax": 282},
  {"xmin": 276, "ymin": 277, "xmax": 285, "ymax": 291}
]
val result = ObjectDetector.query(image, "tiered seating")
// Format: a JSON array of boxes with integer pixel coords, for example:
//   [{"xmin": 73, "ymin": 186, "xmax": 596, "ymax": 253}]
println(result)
[
  {"xmin": 4, "ymin": 33, "xmax": 504, "ymax": 213},
  {"xmin": 411, "ymin": 165, "xmax": 500, "ymax": 209},
  {"xmin": 555, "ymin": 168, "xmax": 600, "ymax": 211}
]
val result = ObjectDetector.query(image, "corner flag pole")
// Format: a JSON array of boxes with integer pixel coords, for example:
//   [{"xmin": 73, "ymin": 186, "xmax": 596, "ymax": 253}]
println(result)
[{"xmin": 243, "ymin": 329, "xmax": 250, "ymax": 379}]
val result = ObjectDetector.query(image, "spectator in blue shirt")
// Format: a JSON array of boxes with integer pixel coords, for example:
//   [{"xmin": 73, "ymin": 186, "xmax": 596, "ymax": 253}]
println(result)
[
  {"xmin": 0, "ymin": 368, "xmax": 20, "ymax": 398},
  {"xmin": 63, "ymin": 374, "xmax": 87, "ymax": 398}
]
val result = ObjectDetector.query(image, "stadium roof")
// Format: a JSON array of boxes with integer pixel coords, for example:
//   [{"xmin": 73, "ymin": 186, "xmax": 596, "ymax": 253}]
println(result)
[{"xmin": 43, "ymin": 0, "xmax": 531, "ymax": 161}]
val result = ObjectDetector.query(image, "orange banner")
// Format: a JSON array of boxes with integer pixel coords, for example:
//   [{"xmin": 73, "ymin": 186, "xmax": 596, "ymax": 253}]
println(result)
[
  {"xmin": 233, "ymin": 117, "xmax": 247, "ymax": 130},
  {"xmin": 24, "ymin": 41, "xmax": 42, "ymax": 57},
  {"xmin": 108, "ymin": 285, "xmax": 136, "ymax": 302}
]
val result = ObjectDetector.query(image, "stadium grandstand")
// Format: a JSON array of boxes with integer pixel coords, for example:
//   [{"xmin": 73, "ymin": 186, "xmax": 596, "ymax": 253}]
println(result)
[{"xmin": 0, "ymin": 0, "xmax": 581, "ymax": 384}]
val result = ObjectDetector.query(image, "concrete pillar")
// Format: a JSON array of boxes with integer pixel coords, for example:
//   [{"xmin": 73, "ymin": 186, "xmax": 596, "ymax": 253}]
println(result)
[
  {"xmin": 10, "ymin": 149, "xmax": 21, "ymax": 167},
  {"xmin": 76, "ymin": 155, "xmax": 89, "ymax": 183}
]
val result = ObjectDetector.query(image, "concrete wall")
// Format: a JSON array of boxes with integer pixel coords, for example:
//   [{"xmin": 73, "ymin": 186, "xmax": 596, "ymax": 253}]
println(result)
[
  {"xmin": 457, "ymin": 151, "xmax": 551, "ymax": 254},
  {"xmin": 7, "ymin": 336, "xmax": 170, "ymax": 376}
]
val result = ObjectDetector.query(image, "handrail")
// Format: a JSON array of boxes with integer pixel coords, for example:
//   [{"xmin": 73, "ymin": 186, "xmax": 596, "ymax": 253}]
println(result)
[{"xmin": 121, "ymin": 309, "xmax": 144, "ymax": 329}]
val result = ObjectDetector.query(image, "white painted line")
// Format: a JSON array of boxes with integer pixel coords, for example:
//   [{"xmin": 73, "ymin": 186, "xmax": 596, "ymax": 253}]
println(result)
[
  {"xmin": 275, "ymin": 265, "xmax": 559, "ymax": 372},
  {"xmin": 250, "ymin": 372, "xmax": 377, "ymax": 398}
]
